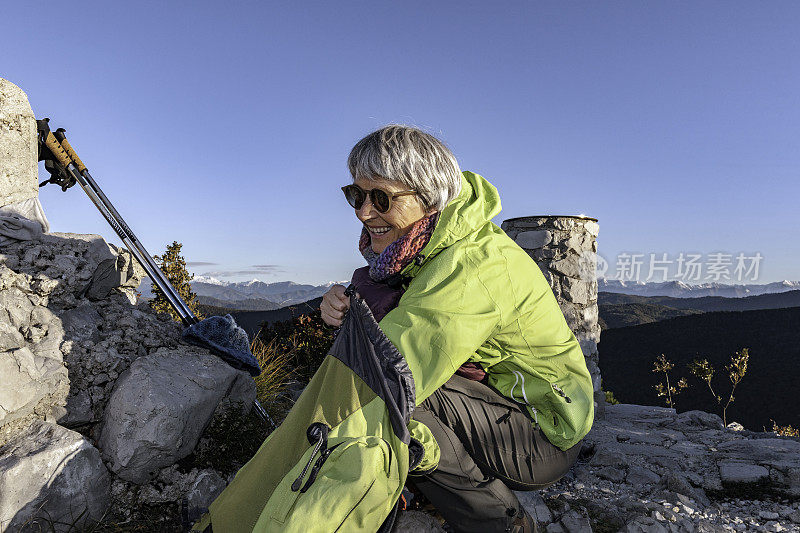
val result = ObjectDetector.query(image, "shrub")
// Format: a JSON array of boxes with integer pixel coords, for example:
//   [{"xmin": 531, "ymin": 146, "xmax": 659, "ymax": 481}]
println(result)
[
  {"xmin": 771, "ymin": 420, "xmax": 799, "ymax": 438},
  {"xmin": 256, "ymin": 310, "xmax": 336, "ymax": 382},
  {"xmin": 688, "ymin": 347, "xmax": 749, "ymax": 428},
  {"xmin": 652, "ymin": 353, "xmax": 688, "ymax": 409},
  {"xmin": 604, "ymin": 390, "xmax": 620, "ymax": 405}
]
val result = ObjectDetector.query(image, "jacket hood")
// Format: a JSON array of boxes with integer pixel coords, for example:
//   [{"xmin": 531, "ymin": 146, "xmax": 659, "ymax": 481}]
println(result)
[{"xmin": 401, "ymin": 171, "xmax": 501, "ymax": 277}]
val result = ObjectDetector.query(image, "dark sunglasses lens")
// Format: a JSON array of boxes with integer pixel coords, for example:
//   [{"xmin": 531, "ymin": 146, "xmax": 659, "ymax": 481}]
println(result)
[
  {"xmin": 372, "ymin": 189, "xmax": 391, "ymax": 212},
  {"xmin": 343, "ymin": 186, "xmax": 364, "ymax": 209}
]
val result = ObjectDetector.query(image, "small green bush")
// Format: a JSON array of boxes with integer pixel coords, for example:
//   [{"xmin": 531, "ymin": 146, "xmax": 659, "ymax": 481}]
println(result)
[
  {"xmin": 148, "ymin": 241, "xmax": 204, "ymax": 322},
  {"xmin": 604, "ymin": 390, "xmax": 619, "ymax": 405}
]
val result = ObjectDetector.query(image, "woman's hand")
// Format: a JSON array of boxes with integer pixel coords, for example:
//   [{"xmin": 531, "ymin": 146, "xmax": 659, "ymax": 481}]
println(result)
[{"xmin": 320, "ymin": 284, "xmax": 351, "ymax": 327}]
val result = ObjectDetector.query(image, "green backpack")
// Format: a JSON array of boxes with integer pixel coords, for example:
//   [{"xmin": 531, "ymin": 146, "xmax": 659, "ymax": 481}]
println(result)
[{"xmin": 193, "ymin": 288, "xmax": 440, "ymax": 532}]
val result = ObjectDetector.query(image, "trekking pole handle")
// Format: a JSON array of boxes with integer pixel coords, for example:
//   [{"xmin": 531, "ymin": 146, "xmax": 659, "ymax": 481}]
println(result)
[
  {"xmin": 42, "ymin": 132, "xmax": 73, "ymax": 170},
  {"xmin": 53, "ymin": 129, "xmax": 87, "ymax": 173}
]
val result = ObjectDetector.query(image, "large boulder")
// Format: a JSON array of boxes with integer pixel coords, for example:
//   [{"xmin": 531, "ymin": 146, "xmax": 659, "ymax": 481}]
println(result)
[
  {"xmin": 0, "ymin": 420, "xmax": 110, "ymax": 532},
  {"xmin": 0, "ymin": 78, "xmax": 37, "ymax": 207},
  {"xmin": 99, "ymin": 347, "xmax": 256, "ymax": 484}
]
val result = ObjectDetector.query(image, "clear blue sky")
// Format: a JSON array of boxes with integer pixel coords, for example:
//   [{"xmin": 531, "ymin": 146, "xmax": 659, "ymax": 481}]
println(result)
[{"xmin": 3, "ymin": 2, "xmax": 798, "ymax": 285}]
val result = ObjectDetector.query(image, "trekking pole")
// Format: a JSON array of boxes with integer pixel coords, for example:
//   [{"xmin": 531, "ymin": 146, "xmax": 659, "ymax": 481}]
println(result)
[
  {"xmin": 38, "ymin": 119, "xmax": 197, "ymax": 326},
  {"xmin": 36, "ymin": 118, "xmax": 272, "ymax": 427}
]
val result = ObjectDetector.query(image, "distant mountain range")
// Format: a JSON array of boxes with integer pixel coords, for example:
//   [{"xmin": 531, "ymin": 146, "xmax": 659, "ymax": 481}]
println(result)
[
  {"xmin": 138, "ymin": 276, "xmax": 799, "ymax": 308},
  {"xmin": 598, "ymin": 279, "xmax": 800, "ymax": 298},
  {"xmin": 137, "ymin": 276, "xmax": 348, "ymax": 309},
  {"xmin": 598, "ymin": 289, "xmax": 800, "ymax": 329}
]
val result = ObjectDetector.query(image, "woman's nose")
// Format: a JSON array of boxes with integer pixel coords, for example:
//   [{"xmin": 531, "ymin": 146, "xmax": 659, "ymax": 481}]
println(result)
[{"xmin": 355, "ymin": 196, "xmax": 376, "ymax": 219}]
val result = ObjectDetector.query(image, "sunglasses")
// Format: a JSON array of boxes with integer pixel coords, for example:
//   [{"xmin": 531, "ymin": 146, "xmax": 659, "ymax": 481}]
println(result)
[{"xmin": 341, "ymin": 184, "xmax": 417, "ymax": 213}]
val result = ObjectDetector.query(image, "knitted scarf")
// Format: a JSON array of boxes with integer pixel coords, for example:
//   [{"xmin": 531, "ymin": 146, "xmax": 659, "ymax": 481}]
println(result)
[{"xmin": 359, "ymin": 212, "xmax": 440, "ymax": 282}]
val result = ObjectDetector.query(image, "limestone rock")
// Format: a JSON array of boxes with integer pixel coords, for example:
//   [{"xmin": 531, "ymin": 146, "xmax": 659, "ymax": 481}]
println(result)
[
  {"xmin": 185, "ymin": 469, "xmax": 227, "ymax": 519},
  {"xmin": 0, "ymin": 346, "xmax": 68, "ymax": 429},
  {"xmin": 626, "ymin": 465, "xmax": 661, "ymax": 486},
  {"xmin": 3, "ymin": 232, "xmax": 144, "ymax": 308},
  {"xmin": 549, "ymin": 258, "xmax": 583, "ymax": 279},
  {"xmin": 718, "ymin": 461, "xmax": 769, "ymax": 485},
  {"xmin": 59, "ymin": 302, "xmax": 103, "ymax": 344},
  {"xmin": 0, "ymin": 79, "xmax": 38, "ymax": 207},
  {"xmin": 672, "ymin": 410, "xmax": 724, "ymax": 431},
  {"xmin": 559, "ymin": 508, "xmax": 593, "ymax": 532},
  {"xmin": 0, "ymin": 420, "xmax": 110, "ymax": 532},
  {"xmin": 516, "ymin": 230, "xmax": 552, "ymax": 250},
  {"xmin": 516, "ymin": 490, "xmax": 553, "ymax": 524},
  {"xmin": 622, "ymin": 516, "xmax": 669, "ymax": 532},
  {"xmin": 99, "ymin": 347, "xmax": 254, "ymax": 484},
  {"xmin": 562, "ymin": 276, "xmax": 591, "ymax": 305},
  {"xmin": 564, "ymin": 232, "xmax": 590, "ymax": 253}
]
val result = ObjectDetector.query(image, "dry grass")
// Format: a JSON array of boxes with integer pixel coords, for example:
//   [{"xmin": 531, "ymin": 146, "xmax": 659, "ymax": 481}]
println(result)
[{"xmin": 250, "ymin": 330, "xmax": 297, "ymax": 411}]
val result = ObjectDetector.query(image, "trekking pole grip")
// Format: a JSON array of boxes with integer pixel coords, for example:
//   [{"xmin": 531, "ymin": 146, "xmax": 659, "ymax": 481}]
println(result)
[
  {"xmin": 42, "ymin": 132, "xmax": 73, "ymax": 170},
  {"xmin": 53, "ymin": 128, "xmax": 87, "ymax": 172}
]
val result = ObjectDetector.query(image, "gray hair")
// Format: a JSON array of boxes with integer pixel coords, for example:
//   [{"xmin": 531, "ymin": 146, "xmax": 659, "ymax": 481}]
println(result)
[{"xmin": 347, "ymin": 125, "xmax": 462, "ymax": 212}]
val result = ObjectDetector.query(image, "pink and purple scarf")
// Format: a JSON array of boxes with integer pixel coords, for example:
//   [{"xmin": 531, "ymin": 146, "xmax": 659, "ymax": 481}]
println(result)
[{"xmin": 359, "ymin": 212, "xmax": 440, "ymax": 282}]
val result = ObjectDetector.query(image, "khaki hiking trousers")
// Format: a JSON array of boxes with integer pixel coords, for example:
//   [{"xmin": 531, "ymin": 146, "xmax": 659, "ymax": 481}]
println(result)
[{"xmin": 410, "ymin": 374, "xmax": 582, "ymax": 533}]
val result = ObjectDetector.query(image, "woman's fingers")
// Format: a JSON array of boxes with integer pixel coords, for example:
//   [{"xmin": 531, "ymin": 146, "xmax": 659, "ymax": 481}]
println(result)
[
  {"xmin": 320, "ymin": 285, "xmax": 351, "ymax": 327},
  {"xmin": 321, "ymin": 311, "xmax": 341, "ymax": 327},
  {"xmin": 326, "ymin": 285, "xmax": 351, "ymax": 311},
  {"xmin": 330, "ymin": 284, "xmax": 350, "ymax": 310},
  {"xmin": 320, "ymin": 301, "xmax": 341, "ymax": 326}
]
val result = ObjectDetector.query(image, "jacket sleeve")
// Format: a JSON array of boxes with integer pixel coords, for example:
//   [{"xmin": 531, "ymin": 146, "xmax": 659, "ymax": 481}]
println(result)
[{"xmin": 377, "ymin": 257, "xmax": 501, "ymax": 404}]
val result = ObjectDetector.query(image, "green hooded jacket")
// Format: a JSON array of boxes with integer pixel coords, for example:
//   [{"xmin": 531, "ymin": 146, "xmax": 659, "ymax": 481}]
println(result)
[{"xmin": 378, "ymin": 171, "xmax": 594, "ymax": 450}]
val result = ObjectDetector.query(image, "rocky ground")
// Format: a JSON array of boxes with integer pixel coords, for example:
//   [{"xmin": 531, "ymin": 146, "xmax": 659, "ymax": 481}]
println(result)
[
  {"xmin": 394, "ymin": 404, "xmax": 800, "ymax": 532},
  {"xmin": 484, "ymin": 404, "xmax": 800, "ymax": 532},
  {"xmin": 0, "ymin": 233, "xmax": 261, "ymax": 532}
]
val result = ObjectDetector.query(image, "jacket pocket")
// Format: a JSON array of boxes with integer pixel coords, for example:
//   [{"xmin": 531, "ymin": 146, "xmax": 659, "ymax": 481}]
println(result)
[{"xmin": 265, "ymin": 435, "xmax": 394, "ymax": 532}]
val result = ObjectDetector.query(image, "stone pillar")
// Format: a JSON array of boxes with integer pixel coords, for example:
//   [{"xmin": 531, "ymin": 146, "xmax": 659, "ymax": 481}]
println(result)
[
  {"xmin": 0, "ymin": 78, "xmax": 39, "ymax": 207},
  {"xmin": 501, "ymin": 215, "xmax": 603, "ymax": 409}
]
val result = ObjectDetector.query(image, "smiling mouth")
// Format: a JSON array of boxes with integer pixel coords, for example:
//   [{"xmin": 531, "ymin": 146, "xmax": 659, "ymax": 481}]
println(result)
[{"xmin": 365, "ymin": 225, "xmax": 392, "ymax": 236}]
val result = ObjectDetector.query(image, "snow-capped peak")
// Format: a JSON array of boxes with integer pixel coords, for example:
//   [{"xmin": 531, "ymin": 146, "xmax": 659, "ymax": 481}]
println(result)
[
  {"xmin": 191, "ymin": 275, "xmax": 226, "ymax": 286},
  {"xmin": 323, "ymin": 280, "xmax": 350, "ymax": 287}
]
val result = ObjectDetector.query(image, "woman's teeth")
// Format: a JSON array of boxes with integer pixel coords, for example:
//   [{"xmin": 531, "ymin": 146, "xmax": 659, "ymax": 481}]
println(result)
[{"xmin": 367, "ymin": 226, "xmax": 391, "ymax": 235}]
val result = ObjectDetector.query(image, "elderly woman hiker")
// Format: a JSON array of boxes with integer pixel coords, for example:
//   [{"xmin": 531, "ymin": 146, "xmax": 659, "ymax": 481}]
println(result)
[{"xmin": 321, "ymin": 125, "xmax": 594, "ymax": 533}]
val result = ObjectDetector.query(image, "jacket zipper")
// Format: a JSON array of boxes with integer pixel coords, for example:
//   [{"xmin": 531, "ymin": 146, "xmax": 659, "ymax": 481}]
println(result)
[
  {"xmin": 291, "ymin": 423, "xmax": 330, "ymax": 492},
  {"xmin": 551, "ymin": 383, "xmax": 572, "ymax": 403},
  {"xmin": 299, "ymin": 442, "xmax": 343, "ymax": 493}
]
